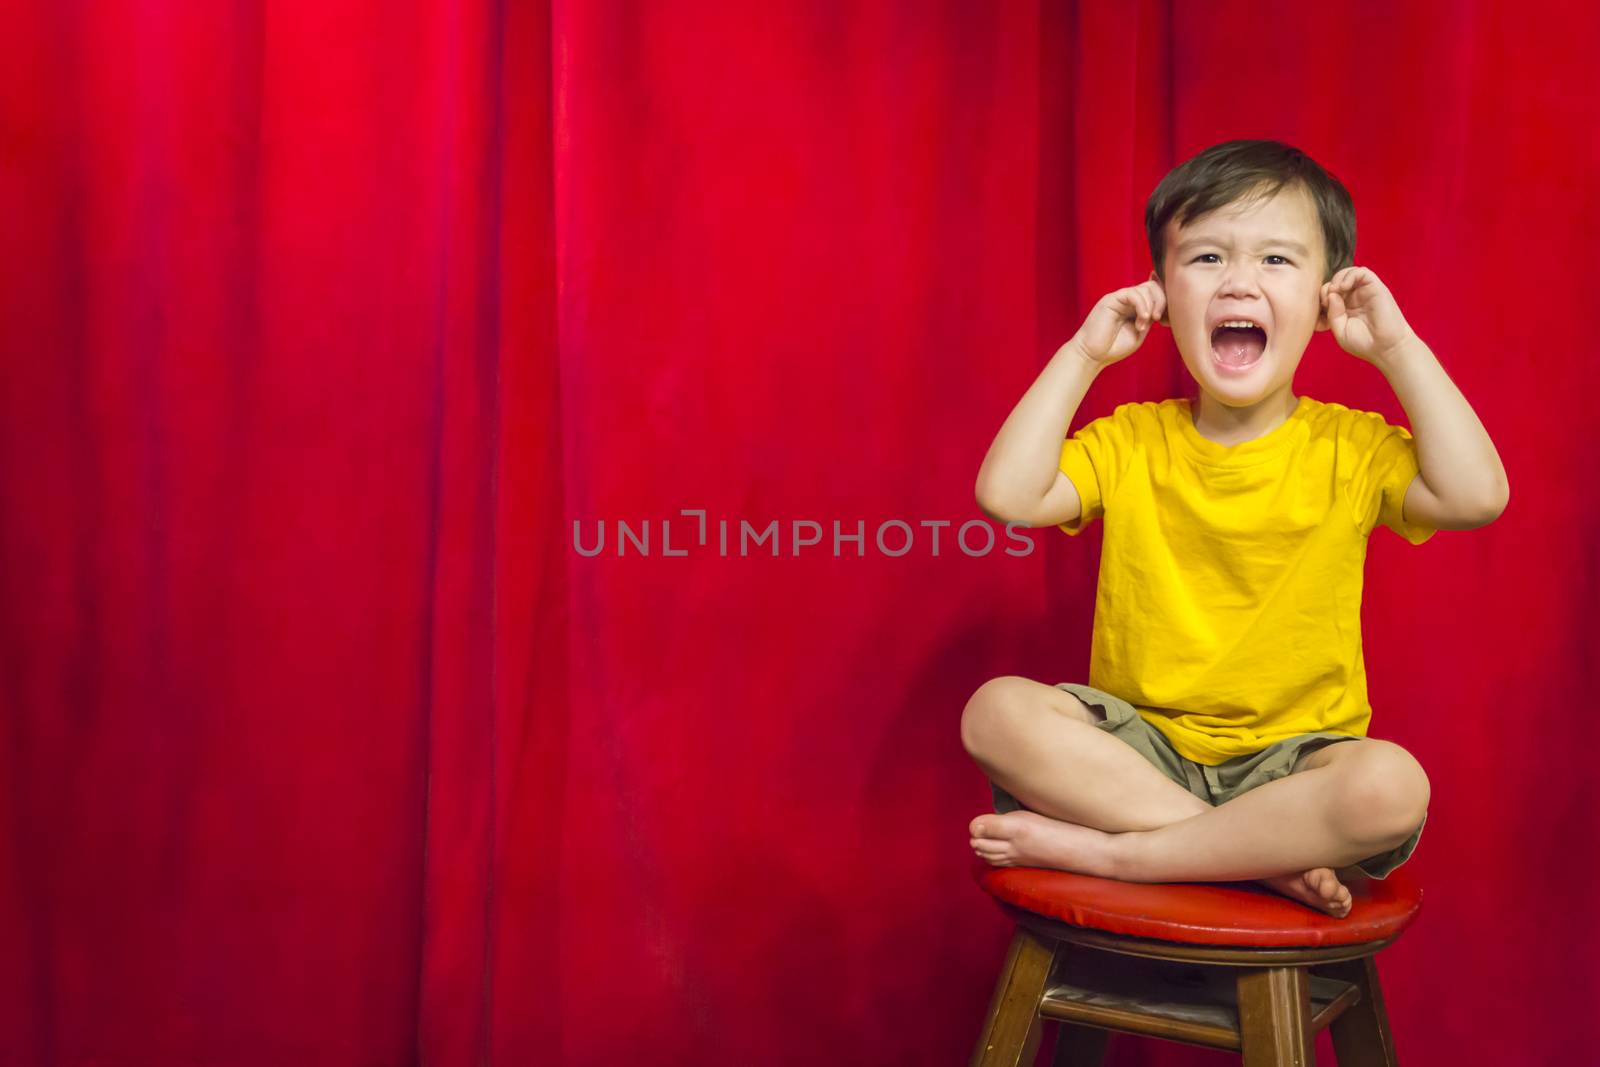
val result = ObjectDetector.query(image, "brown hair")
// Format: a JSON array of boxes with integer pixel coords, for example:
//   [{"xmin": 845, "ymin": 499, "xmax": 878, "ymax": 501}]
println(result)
[{"xmin": 1145, "ymin": 139, "xmax": 1356, "ymax": 283}]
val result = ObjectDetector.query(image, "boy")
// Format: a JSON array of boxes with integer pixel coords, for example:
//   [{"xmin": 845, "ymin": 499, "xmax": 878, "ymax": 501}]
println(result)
[{"xmin": 962, "ymin": 139, "xmax": 1508, "ymax": 918}]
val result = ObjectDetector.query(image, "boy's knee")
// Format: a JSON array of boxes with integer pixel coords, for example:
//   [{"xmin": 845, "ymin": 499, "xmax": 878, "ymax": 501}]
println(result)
[
  {"xmin": 1329, "ymin": 743, "xmax": 1431, "ymax": 842},
  {"xmin": 959, "ymin": 676, "xmax": 1035, "ymax": 758}
]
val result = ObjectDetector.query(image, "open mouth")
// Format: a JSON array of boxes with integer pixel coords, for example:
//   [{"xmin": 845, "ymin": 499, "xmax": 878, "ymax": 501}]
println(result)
[{"xmin": 1211, "ymin": 324, "xmax": 1267, "ymax": 370}]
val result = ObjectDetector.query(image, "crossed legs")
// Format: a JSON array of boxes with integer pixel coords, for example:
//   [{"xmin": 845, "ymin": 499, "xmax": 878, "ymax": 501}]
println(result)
[{"xmin": 962, "ymin": 676, "xmax": 1430, "ymax": 916}]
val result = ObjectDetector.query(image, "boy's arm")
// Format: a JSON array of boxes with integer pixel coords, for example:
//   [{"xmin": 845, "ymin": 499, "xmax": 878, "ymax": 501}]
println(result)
[
  {"xmin": 1375, "ymin": 335, "xmax": 1510, "ymax": 530},
  {"xmin": 975, "ymin": 339, "xmax": 1103, "ymax": 528},
  {"xmin": 978, "ymin": 279, "xmax": 1164, "ymax": 528}
]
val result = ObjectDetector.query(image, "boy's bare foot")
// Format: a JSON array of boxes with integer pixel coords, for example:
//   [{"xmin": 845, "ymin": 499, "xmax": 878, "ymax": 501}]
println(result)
[
  {"xmin": 967, "ymin": 811, "xmax": 1120, "ymax": 878},
  {"xmin": 1256, "ymin": 867, "xmax": 1351, "ymax": 918},
  {"xmin": 969, "ymin": 812, "xmax": 1353, "ymax": 918}
]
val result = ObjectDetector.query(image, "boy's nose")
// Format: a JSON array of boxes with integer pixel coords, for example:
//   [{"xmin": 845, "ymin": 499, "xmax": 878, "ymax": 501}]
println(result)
[
  {"xmin": 1216, "ymin": 271, "xmax": 1263, "ymax": 298},
  {"xmin": 1209, "ymin": 279, "xmax": 1260, "ymax": 303}
]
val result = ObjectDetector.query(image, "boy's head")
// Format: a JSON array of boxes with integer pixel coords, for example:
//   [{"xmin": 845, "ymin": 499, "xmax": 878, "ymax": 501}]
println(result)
[{"xmin": 1144, "ymin": 140, "xmax": 1357, "ymax": 408}]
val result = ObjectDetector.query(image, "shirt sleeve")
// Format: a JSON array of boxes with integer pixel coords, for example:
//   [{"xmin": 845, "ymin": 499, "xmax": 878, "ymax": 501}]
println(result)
[
  {"xmin": 1347, "ymin": 415, "xmax": 1436, "ymax": 545},
  {"xmin": 1057, "ymin": 405, "xmax": 1131, "ymax": 535}
]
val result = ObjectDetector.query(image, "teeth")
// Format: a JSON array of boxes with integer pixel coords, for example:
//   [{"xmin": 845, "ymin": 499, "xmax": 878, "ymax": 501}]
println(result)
[{"xmin": 1217, "ymin": 320, "xmax": 1263, "ymax": 329}]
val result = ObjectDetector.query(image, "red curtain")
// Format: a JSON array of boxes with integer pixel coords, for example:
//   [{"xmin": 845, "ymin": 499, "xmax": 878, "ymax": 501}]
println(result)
[{"xmin": 2, "ymin": 2, "xmax": 1593, "ymax": 1064}]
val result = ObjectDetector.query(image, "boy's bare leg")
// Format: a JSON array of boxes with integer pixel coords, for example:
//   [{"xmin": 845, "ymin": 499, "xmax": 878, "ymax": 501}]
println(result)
[
  {"xmin": 960, "ymin": 677, "xmax": 1211, "ymax": 832},
  {"xmin": 970, "ymin": 744, "xmax": 1424, "ymax": 914},
  {"xmin": 1109, "ymin": 744, "xmax": 1425, "ymax": 883},
  {"xmin": 962, "ymin": 677, "xmax": 1357, "ymax": 915}
]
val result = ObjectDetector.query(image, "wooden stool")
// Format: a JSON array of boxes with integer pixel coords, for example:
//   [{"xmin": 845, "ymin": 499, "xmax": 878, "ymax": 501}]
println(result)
[{"xmin": 969, "ymin": 858, "xmax": 1424, "ymax": 1066}]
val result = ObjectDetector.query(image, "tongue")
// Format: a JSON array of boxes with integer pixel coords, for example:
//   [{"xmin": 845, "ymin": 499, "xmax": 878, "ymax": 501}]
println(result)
[{"xmin": 1214, "ymin": 327, "xmax": 1265, "ymax": 366}]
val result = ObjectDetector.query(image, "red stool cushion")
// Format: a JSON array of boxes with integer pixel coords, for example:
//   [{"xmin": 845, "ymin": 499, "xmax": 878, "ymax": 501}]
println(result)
[{"xmin": 972, "ymin": 858, "xmax": 1423, "ymax": 948}]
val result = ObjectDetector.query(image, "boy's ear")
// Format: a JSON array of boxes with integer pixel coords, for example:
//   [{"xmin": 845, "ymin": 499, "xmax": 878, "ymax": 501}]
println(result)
[{"xmin": 1148, "ymin": 270, "xmax": 1168, "ymax": 325}]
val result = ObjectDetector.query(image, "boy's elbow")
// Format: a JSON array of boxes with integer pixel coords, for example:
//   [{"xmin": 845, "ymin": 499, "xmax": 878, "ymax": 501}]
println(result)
[
  {"xmin": 974, "ymin": 489, "xmax": 1011, "ymax": 524},
  {"xmin": 1461, "ymin": 481, "xmax": 1509, "ymax": 528},
  {"xmin": 974, "ymin": 479, "xmax": 1025, "ymax": 525},
  {"xmin": 1478, "ymin": 476, "xmax": 1510, "ymax": 524}
]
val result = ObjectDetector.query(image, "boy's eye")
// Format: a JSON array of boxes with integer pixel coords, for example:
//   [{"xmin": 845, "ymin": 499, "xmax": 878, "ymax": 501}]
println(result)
[{"xmin": 1190, "ymin": 253, "xmax": 1291, "ymax": 265}]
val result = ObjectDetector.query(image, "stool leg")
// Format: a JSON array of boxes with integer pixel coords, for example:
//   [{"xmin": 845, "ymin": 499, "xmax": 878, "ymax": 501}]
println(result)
[
  {"xmin": 970, "ymin": 925, "xmax": 1056, "ymax": 1067},
  {"xmin": 1237, "ymin": 965, "xmax": 1313, "ymax": 1066},
  {"xmin": 1321, "ymin": 956, "xmax": 1398, "ymax": 1066}
]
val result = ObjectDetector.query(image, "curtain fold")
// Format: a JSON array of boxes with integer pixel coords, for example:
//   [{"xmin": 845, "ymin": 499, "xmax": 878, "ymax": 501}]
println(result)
[{"xmin": 1, "ymin": 2, "xmax": 1593, "ymax": 1065}]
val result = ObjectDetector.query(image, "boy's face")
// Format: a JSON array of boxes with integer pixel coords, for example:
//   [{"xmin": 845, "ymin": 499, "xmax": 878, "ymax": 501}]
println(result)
[{"xmin": 1152, "ymin": 183, "xmax": 1331, "ymax": 407}]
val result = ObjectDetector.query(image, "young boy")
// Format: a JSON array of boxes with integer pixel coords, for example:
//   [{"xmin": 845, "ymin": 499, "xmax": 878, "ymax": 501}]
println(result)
[{"xmin": 962, "ymin": 139, "xmax": 1508, "ymax": 918}]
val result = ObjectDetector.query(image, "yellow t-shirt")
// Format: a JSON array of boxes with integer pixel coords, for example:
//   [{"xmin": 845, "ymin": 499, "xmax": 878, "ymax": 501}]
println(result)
[{"xmin": 1057, "ymin": 394, "xmax": 1435, "ymax": 766}]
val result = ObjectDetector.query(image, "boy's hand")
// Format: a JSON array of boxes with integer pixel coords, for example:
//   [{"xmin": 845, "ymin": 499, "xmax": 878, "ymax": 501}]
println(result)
[
  {"xmin": 1321, "ymin": 267, "xmax": 1419, "ymax": 366},
  {"xmin": 1070, "ymin": 280, "xmax": 1167, "ymax": 367}
]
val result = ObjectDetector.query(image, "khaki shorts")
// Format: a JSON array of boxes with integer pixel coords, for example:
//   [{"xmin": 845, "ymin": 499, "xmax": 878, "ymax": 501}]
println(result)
[{"xmin": 989, "ymin": 682, "xmax": 1426, "ymax": 880}]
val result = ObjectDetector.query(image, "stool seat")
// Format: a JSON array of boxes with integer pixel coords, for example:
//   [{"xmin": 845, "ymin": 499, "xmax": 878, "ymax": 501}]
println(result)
[
  {"xmin": 971, "ymin": 858, "xmax": 1423, "ymax": 948},
  {"xmin": 968, "ymin": 859, "xmax": 1426, "ymax": 1065}
]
